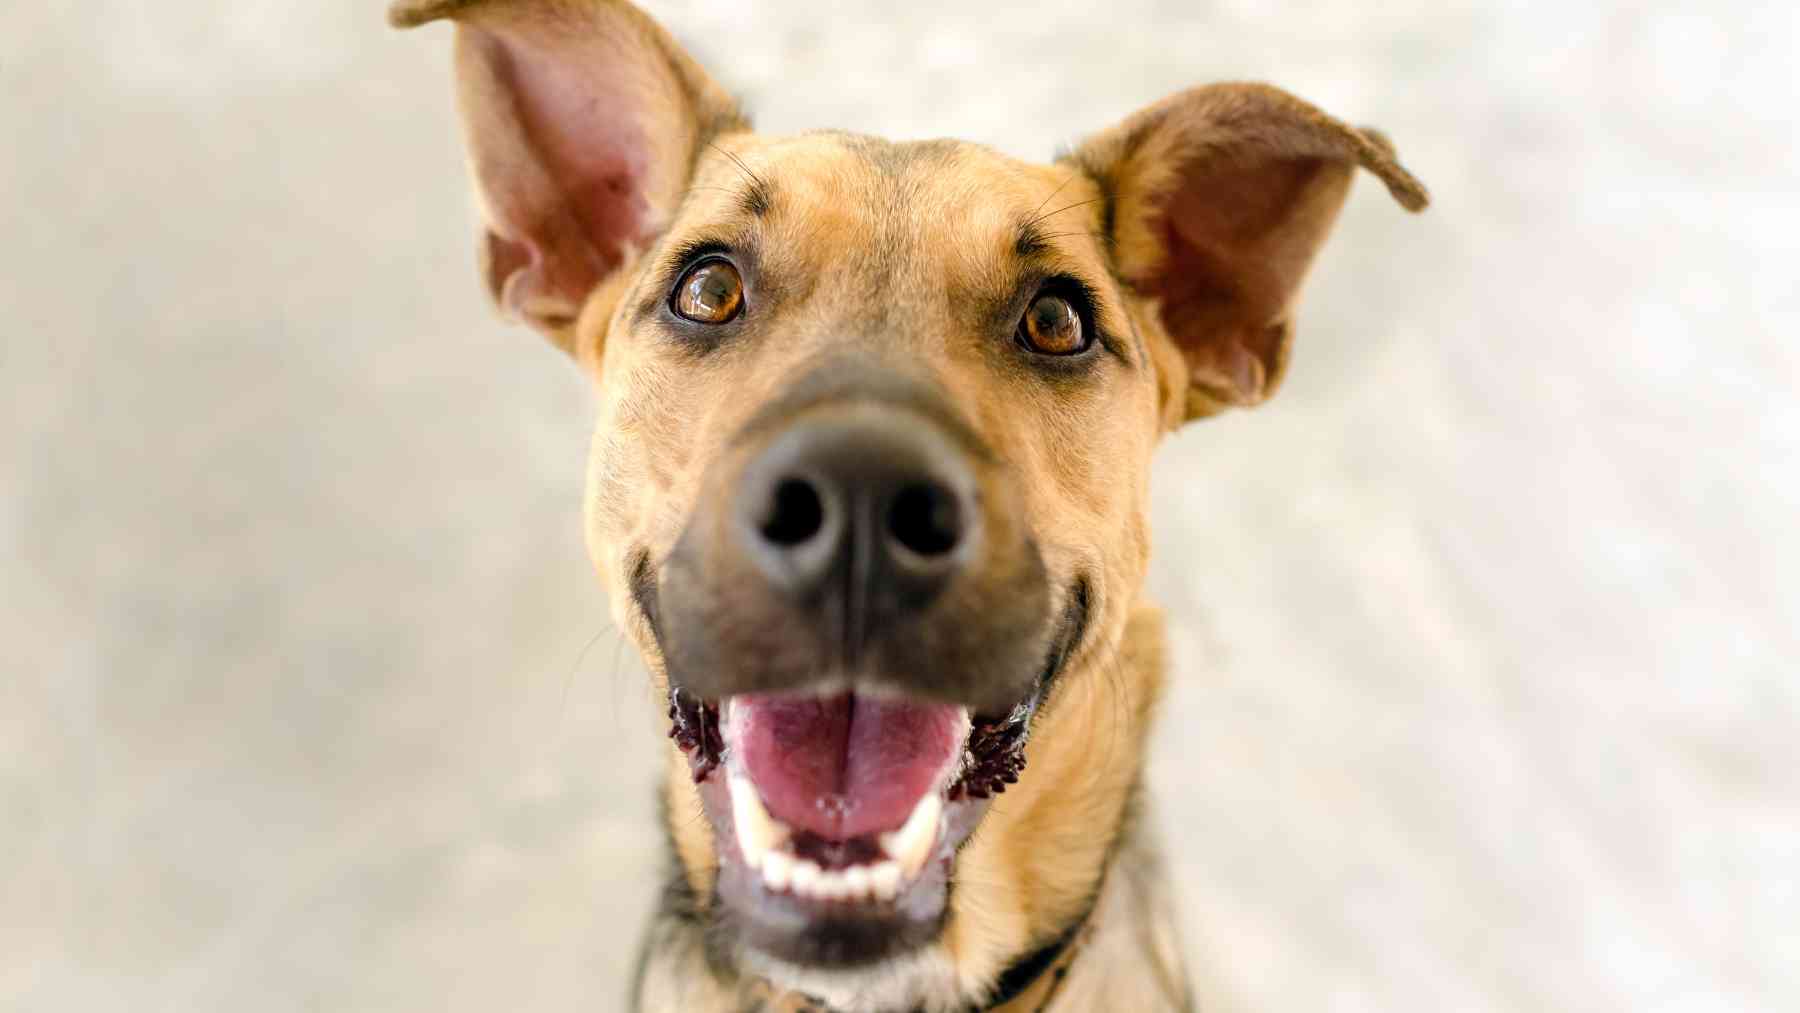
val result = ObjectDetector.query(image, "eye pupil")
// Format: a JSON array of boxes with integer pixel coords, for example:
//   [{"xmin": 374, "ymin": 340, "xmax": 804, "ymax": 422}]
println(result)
[
  {"xmin": 673, "ymin": 260, "xmax": 744, "ymax": 323},
  {"xmin": 1022, "ymin": 294, "xmax": 1085, "ymax": 355}
]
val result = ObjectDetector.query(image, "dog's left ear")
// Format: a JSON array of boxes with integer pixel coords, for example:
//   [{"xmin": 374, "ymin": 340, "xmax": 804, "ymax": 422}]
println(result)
[
  {"xmin": 1069, "ymin": 83, "xmax": 1428, "ymax": 421},
  {"xmin": 390, "ymin": 0, "xmax": 743, "ymax": 353}
]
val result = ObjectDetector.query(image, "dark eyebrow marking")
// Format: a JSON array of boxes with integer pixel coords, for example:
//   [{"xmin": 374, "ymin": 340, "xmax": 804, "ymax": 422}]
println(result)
[
  {"xmin": 1015, "ymin": 222, "xmax": 1104, "ymax": 259},
  {"xmin": 1016, "ymin": 221, "xmax": 1053, "ymax": 259},
  {"xmin": 737, "ymin": 183, "xmax": 772, "ymax": 218},
  {"xmin": 709, "ymin": 141, "xmax": 773, "ymax": 217}
]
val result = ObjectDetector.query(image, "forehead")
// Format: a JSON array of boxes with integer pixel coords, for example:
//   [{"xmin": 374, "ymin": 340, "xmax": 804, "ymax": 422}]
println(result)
[{"xmin": 675, "ymin": 132, "xmax": 1106, "ymax": 290}]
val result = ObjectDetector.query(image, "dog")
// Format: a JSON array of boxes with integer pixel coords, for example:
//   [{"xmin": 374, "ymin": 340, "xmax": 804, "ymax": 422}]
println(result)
[{"xmin": 391, "ymin": 1, "xmax": 1427, "ymax": 1009}]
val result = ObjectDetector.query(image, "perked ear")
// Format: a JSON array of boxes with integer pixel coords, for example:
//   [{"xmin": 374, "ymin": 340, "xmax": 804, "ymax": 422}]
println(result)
[
  {"xmin": 390, "ymin": 0, "xmax": 743, "ymax": 351},
  {"xmin": 1069, "ymin": 83, "xmax": 1428, "ymax": 421}
]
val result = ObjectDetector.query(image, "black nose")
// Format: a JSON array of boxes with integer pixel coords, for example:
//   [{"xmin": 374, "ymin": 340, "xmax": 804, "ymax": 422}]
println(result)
[{"xmin": 737, "ymin": 407, "xmax": 980, "ymax": 613}]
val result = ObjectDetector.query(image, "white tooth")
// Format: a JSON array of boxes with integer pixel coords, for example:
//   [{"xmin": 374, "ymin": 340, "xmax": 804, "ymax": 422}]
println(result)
[
  {"xmin": 791, "ymin": 859, "xmax": 823, "ymax": 897},
  {"xmin": 868, "ymin": 860, "xmax": 902, "ymax": 901},
  {"xmin": 760, "ymin": 849, "xmax": 793, "ymax": 892},
  {"xmin": 844, "ymin": 866, "xmax": 872, "ymax": 901},
  {"xmin": 729, "ymin": 769, "xmax": 784, "ymax": 870},
  {"xmin": 815, "ymin": 870, "xmax": 843, "ymax": 901},
  {"xmin": 880, "ymin": 792, "xmax": 943, "ymax": 878}
]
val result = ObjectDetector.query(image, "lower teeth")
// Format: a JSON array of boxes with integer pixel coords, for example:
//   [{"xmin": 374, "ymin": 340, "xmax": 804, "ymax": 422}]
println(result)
[{"xmin": 727, "ymin": 770, "xmax": 940, "ymax": 903}]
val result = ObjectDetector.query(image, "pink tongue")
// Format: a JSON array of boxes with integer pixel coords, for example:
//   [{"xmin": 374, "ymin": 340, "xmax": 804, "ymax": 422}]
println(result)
[{"xmin": 734, "ymin": 693, "xmax": 964, "ymax": 841}]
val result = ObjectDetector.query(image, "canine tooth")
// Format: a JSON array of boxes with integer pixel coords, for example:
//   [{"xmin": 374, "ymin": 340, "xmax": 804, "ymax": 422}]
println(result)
[
  {"xmin": 879, "ymin": 792, "xmax": 942, "ymax": 878},
  {"xmin": 728, "ymin": 769, "xmax": 784, "ymax": 869},
  {"xmin": 791, "ymin": 859, "xmax": 823, "ymax": 897},
  {"xmin": 760, "ymin": 849, "xmax": 793, "ymax": 892},
  {"xmin": 868, "ymin": 860, "xmax": 902, "ymax": 901},
  {"xmin": 844, "ymin": 865, "xmax": 872, "ymax": 901}
]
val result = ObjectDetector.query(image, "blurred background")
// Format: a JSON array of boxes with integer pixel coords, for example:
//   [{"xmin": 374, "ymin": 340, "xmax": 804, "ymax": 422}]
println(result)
[{"xmin": 5, "ymin": 1, "xmax": 1796, "ymax": 1010}]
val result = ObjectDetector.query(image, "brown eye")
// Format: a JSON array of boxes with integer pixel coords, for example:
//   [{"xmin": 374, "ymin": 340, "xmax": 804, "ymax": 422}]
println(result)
[
  {"xmin": 673, "ymin": 259, "xmax": 744, "ymax": 324},
  {"xmin": 1019, "ymin": 293, "xmax": 1086, "ymax": 355}
]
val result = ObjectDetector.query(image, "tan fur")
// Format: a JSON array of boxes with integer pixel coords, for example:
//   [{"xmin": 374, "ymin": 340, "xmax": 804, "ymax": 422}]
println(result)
[
  {"xmin": 394, "ymin": 3, "xmax": 1427, "ymax": 1009},
  {"xmin": 597, "ymin": 143, "xmax": 1181, "ymax": 1009},
  {"xmin": 601, "ymin": 147, "xmax": 1167, "ymax": 1006}
]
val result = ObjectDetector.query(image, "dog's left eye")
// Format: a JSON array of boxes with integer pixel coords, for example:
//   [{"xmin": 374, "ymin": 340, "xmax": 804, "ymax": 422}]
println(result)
[
  {"xmin": 1018, "ymin": 293, "xmax": 1087, "ymax": 355},
  {"xmin": 672, "ymin": 259, "xmax": 744, "ymax": 324}
]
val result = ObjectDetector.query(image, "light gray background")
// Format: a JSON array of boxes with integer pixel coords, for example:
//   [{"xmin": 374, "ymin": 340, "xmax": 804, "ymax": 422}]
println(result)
[{"xmin": 5, "ymin": 2, "xmax": 1796, "ymax": 1010}]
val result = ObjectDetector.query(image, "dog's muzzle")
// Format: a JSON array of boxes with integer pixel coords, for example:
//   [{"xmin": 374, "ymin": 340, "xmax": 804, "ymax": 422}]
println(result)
[{"xmin": 643, "ymin": 362, "xmax": 1069, "ymax": 967}]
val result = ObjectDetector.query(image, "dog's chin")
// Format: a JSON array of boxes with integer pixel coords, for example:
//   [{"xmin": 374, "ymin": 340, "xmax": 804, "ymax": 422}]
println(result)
[{"xmin": 668, "ymin": 682, "xmax": 1042, "ymax": 976}]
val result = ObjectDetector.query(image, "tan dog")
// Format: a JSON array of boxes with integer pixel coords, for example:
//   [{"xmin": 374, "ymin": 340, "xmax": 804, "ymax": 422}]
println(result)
[{"xmin": 392, "ymin": 1, "xmax": 1427, "ymax": 1009}]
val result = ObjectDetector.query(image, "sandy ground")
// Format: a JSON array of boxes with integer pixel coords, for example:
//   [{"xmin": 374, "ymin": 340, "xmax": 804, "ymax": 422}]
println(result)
[{"xmin": 4, "ymin": 2, "xmax": 1796, "ymax": 1010}]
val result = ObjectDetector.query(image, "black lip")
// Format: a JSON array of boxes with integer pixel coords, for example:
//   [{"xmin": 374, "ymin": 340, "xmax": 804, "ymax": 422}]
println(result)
[
  {"xmin": 948, "ymin": 575, "xmax": 1090, "ymax": 800},
  {"xmin": 629, "ymin": 549, "xmax": 664, "ymax": 647},
  {"xmin": 1030, "ymin": 575, "xmax": 1091, "ymax": 711}
]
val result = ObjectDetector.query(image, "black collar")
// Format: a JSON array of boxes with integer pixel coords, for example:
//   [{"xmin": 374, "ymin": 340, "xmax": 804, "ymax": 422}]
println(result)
[{"xmin": 982, "ymin": 912, "xmax": 1089, "ymax": 1010}]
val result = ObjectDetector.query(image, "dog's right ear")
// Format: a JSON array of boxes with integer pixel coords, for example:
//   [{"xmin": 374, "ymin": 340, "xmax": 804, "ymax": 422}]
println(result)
[
  {"xmin": 391, "ymin": 0, "xmax": 742, "ymax": 353},
  {"xmin": 1068, "ymin": 84, "xmax": 1427, "ymax": 422}
]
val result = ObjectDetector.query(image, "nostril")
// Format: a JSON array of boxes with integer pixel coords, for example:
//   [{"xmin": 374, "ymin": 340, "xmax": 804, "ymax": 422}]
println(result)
[
  {"xmin": 761, "ymin": 477, "xmax": 826, "ymax": 547},
  {"xmin": 888, "ymin": 482, "xmax": 963, "ymax": 558}
]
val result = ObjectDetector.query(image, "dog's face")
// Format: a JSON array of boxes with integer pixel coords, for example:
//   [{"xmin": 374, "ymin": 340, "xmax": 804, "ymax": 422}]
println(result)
[
  {"xmin": 610, "ymin": 135, "xmax": 1152, "ymax": 993},
  {"xmin": 394, "ymin": 0, "xmax": 1424, "ymax": 1006}
]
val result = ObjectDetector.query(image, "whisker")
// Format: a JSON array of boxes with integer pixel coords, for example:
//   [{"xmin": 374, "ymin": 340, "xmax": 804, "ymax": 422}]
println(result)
[
  {"xmin": 605, "ymin": 626, "xmax": 631, "ymax": 737},
  {"xmin": 1025, "ymin": 196, "xmax": 1105, "ymax": 230},
  {"xmin": 556, "ymin": 626, "xmax": 614, "ymax": 738},
  {"xmin": 1026, "ymin": 173, "xmax": 1076, "ymax": 222},
  {"xmin": 709, "ymin": 141, "xmax": 769, "ymax": 193}
]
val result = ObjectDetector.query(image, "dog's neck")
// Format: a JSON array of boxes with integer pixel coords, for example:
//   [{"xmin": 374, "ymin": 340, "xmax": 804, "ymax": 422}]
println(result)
[{"xmin": 977, "ymin": 908, "xmax": 1094, "ymax": 1012}]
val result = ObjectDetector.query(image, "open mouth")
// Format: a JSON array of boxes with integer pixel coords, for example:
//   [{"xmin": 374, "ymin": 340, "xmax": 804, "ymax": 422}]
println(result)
[
  {"xmin": 654, "ymin": 573, "xmax": 1091, "ymax": 968},
  {"xmin": 669, "ymin": 685, "xmax": 1036, "ymax": 964}
]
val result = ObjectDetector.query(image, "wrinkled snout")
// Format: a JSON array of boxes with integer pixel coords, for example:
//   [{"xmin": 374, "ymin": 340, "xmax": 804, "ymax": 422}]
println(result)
[{"xmin": 657, "ymin": 364, "xmax": 1051, "ymax": 716}]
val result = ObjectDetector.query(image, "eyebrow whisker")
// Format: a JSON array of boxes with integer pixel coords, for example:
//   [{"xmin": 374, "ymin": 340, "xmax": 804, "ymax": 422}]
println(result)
[
  {"xmin": 1025, "ymin": 173, "xmax": 1075, "ymax": 223},
  {"xmin": 709, "ymin": 141, "xmax": 769, "ymax": 192},
  {"xmin": 1025, "ymin": 196, "xmax": 1105, "ymax": 230}
]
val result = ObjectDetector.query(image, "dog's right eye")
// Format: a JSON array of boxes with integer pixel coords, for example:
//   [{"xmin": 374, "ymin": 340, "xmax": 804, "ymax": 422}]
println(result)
[
  {"xmin": 672, "ymin": 259, "xmax": 745, "ymax": 324},
  {"xmin": 1018, "ymin": 293, "xmax": 1088, "ymax": 356}
]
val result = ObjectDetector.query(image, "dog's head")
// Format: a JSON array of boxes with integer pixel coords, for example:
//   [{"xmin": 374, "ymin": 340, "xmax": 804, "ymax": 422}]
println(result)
[{"xmin": 394, "ymin": 0, "xmax": 1425, "ymax": 1005}]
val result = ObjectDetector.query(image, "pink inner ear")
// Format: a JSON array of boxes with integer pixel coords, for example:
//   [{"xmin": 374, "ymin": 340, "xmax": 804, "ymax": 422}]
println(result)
[
  {"xmin": 476, "ymin": 27, "xmax": 656, "ymax": 314},
  {"xmin": 1152, "ymin": 156, "xmax": 1334, "ymax": 403}
]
